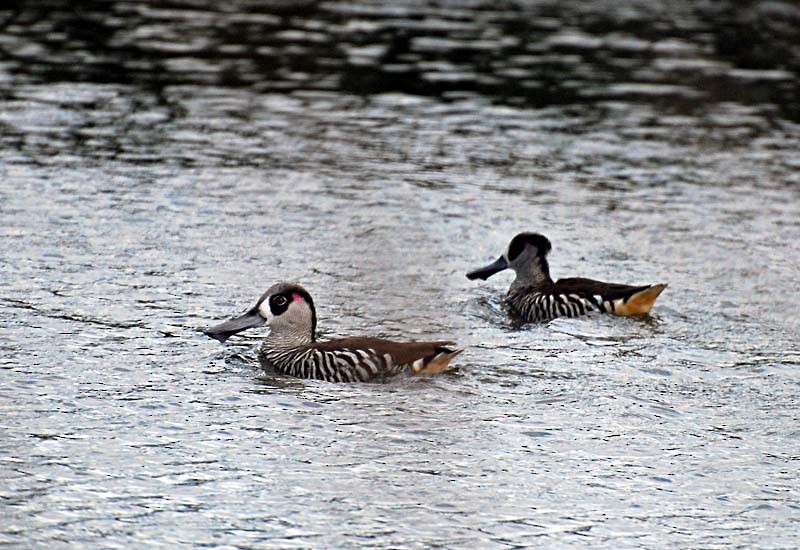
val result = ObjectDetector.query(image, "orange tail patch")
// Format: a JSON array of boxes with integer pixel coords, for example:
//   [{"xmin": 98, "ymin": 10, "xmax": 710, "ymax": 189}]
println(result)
[
  {"xmin": 413, "ymin": 349, "xmax": 464, "ymax": 375},
  {"xmin": 615, "ymin": 284, "xmax": 667, "ymax": 316}
]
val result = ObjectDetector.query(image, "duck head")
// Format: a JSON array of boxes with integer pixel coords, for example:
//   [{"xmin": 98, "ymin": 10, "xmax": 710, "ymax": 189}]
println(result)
[
  {"xmin": 466, "ymin": 232, "xmax": 553, "ymax": 285},
  {"xmin": 204, "ymin": 282, "xmax": 317, "ymax": 344}
]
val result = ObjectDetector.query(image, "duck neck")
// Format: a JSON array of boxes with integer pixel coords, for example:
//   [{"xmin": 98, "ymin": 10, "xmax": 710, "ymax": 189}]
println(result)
[
  {"xmin": 265, "ymin": 328, "xmax": 314, "ymax": 350},
  {"xmin": 510, "ymin": 256, "xmax": 553, "ymax": 290}
]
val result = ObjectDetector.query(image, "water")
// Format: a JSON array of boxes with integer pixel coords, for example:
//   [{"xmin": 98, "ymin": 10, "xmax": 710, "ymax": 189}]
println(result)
[{"xmin": 2, "ymin": 0, "xmax": 799, "ymax": 547}]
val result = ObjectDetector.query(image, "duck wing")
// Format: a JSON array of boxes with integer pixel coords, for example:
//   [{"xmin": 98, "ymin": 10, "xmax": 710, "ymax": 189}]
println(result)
[
  {"xmin": 315, "ymin": 338, "xmax": 463, "ymax": 376},
  {"xmin": 548, "ymin": 278, "xmax": 652, "ymax": 300},
  {"xmin": 549, "ymin": 278, "xmax": 667, "ymax": 316}
]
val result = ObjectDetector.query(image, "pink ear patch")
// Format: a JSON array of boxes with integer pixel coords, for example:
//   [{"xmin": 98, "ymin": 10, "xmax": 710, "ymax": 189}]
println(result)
[{"xmin": 292, "ymin": 293, "xmax": 304, "ymax": 303}]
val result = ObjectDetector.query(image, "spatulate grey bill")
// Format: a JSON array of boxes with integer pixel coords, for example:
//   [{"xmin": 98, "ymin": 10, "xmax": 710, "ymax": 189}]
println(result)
[
  {"xmin": 466, "ymin": 256, "xmax": 508, "ymax": 280},
  {"xmin": 205, "ymin": 282, "xmax": 462, "ymax": 382},
  {"xmin": 204, "ymin": 308, "xmax": 265, "ymax": 343},
  {"xmin": 466, "ymin": 232, "xmax": 667, "ymax": 322}
]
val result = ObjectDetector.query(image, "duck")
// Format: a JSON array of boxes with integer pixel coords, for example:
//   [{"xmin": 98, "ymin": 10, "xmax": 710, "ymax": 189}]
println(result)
[
  {"xmin": 466, "ymin": 232, "xmax": 667, "ymax": 322},
  {"xmin": 204, "ymin": 282, "xmax": 462, "ymax": 382}
]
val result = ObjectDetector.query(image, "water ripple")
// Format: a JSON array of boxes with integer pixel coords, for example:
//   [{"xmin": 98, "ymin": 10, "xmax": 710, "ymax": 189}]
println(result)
[{"xmin": 1, "ymin": 1, "xmax": 800, "ymax": 548}]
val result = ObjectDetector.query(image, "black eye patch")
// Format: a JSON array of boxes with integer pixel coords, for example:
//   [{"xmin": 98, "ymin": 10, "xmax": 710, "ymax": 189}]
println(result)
[
  {"xmin": 508, "ymin": 233, "xmax": 551, "ymax": 261},
  {"xmin": 269, "ymin": 293, "xmax": 290, "ymax": 315},
  {"xmin": 507, "ymin": 237, "xmax": 528, "ymax": 262}
]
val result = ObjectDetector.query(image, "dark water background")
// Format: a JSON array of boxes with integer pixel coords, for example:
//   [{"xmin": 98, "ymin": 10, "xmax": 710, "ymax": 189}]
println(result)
[{"xmin": 1, "ymin": 1, "xmax": 799, "ymax": 547}]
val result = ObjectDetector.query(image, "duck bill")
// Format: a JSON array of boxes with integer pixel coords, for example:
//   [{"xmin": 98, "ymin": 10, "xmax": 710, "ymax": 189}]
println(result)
[
  {"xmin": 466, "ymin": 256, "xmax": 508, "ymax": 280},
  {"xmin": 204, "ymin": 308, "xmax": 265, "ymax": 343}
]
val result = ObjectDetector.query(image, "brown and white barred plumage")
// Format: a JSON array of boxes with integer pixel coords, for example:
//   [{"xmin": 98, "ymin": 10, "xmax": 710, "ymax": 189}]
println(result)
[
  {"xmin": 508, "ymin": 287, "xmax": 597, "ymax": 322},
  {"xmin": 205, "ymin": 282, "xmax": 462, "ymax": 383},
  {"xmin": 260, "ymin": 339, "xmax": 458, "ymax": 382},
  {"xmin": 507, "ymin": 282, "xmax": 666, "ymax": 322},
  {"xmin": 467, "ymin": 232, "xmax": 667, "ymax": 323}
]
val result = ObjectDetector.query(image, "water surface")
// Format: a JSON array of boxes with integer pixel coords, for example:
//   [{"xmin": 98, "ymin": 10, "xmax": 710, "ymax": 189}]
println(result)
[{"xmin": 1, "ymin": 1, "xmax": 799, "ymax": 547}]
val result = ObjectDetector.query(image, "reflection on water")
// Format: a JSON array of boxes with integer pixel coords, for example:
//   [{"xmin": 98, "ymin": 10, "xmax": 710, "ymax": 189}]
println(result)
[
  {"xmin": 3, "ymin": 0, "xmax": 799, "ymax": 119},
  {"xmin": 1, "ymin": 1, "xmax": 799, "ymax": 548}
]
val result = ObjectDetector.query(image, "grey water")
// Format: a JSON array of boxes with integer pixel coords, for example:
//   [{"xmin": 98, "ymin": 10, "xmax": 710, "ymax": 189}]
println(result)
[{"xmin": 1, "ymin": 0, "xmax": 799, "ymax": 547}]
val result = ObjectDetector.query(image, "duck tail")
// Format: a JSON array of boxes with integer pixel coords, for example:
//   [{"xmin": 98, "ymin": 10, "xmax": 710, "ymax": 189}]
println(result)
[
  {"xmin": 413, "ymin": 348, "xmax": 464, "ymax": 375},
  {"xmin": 616, "ymin": 283, "xmax": 667, "ymax": 316}
]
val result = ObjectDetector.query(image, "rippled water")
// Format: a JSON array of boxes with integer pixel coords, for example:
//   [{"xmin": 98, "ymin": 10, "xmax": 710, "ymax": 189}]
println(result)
[{"xmin": 2, "ymin": 1, "xmax": 800, "ymax": 547}]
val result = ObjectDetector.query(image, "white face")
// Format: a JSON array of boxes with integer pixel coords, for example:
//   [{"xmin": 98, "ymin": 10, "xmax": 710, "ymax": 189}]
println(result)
[
  {"xmin": 259, "ymin": 292, "xmax": 314, "ymax": 336},
  {"xmin": 258, "ymin": 299, "xmax": 276, "ymax": 324}
]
